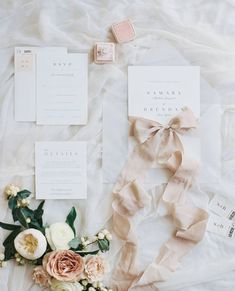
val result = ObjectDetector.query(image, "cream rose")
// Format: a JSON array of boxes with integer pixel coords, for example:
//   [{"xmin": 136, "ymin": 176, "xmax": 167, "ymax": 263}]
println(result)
[
  {"xmin": 43, "ymin": 250, "xmax": 84, "ymax": 282},
  {"xmin": 32, "ymin": 266, "xmax": 52, "ymax": 288},
  {"xmin": 84, "ymin": 256, "xmax": 109, "ymax": 283},
  {"xmin": 51, "ymin": 279, "xmax": 83, "ymax": 291},
  {"xmin": 45, "ymin": 222, "xmax": 74, "ymax": 250},
  {"xmin": 14, "ymin": 229, "xmax": 47, "ymax": 260}
]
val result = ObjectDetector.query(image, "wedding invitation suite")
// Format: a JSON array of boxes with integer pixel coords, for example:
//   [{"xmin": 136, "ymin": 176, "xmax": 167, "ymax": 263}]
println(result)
[
  {"xmin": 35, "ymin": 142, "xmax": 87, "ymax": 200},
  {"xmin": 14, "ymin": 47, "xmax": 67, "ymax": 122},
  {"xmin": 36, "ymin": 53, "xmax": 88, "ymax": 125},
  {"xmin": 103, "ymin": 53, "xmax": 209, "ymax": 183},
  {"xmin": 128, "ymin": 66, "xmax": 200, "ymax": 123}
]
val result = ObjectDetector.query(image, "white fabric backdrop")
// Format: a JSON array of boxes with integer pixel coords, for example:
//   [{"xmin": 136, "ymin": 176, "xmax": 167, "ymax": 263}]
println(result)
[{"xmin": 0, "ymin": 0, "xmax": 235, "ymax": 290}]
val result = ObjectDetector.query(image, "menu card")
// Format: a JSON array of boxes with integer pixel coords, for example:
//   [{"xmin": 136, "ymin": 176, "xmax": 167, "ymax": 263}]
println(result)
[{"xmin": 36, "ymin": 53, "xmax": 88, "ymax": 125}]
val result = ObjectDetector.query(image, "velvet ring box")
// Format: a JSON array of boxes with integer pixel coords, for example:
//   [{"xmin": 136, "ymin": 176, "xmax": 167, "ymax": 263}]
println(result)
[
  {"xmin": 111, "ymin": 19, "xmax": 136, "ymax": 43},
  {"xmin": 94, "ymin": 42, "xmax": 115, "ymax": 64}
]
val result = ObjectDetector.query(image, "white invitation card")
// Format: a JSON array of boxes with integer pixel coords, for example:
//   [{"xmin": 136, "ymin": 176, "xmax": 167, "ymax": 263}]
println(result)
[
  {"xmin": 128, "ymin": 66, "xmax": 200, "ymax": 165},
  {"xmin": 14, "ymin": 47, "xmax": 67, "ymax": 122},
  {"xmin": 35, "ymin": 141, "xmax": 87, "ymax": 200},
  {"xmin": 128, "ymin": 66, "xmax": 200, "ymax": 123},
  {"xmin": 36, "ymin": 53, "xmax": 88, "ymax": 125}
]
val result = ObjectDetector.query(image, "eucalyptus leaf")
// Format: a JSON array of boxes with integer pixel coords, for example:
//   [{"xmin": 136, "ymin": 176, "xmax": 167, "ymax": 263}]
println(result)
[
  {"xmin": 75, "ymin": 249, "xmax": 100, "ymax": 257},
  {"xmin": 3, "ymin": 228, "xmax": 22, "ymax": 247},
  {"xmin": 28, "ymin": 220, "xmax": 44, "ymax": 233},
  {"xmin": 68, "ymin": 237, "xmax": 81, "ymax": 249},
  {"xmin": 34, "ymin": 201, "xmax": 45, "ymax": 217},
  {"xmin": 0, "ymin": 222, "xmax": 21, "ymax": 231},
  {"xmin": 17, "ymin": 190, "xmax": 31, "ymax": 199},
  {"xmin": 34, "ymin": 201, "xmax": 45, "ymax": 227},
  {"xmin": 98, "ymin": 238, "xmax": 110, "ymax": 252},
  {"xmin": 8, "ymin": 197, "xmax": 17, "ymax": 210},
  {"xmin": 4, "ymin": 242, "xmax": 16, "ymax": 260},
  {"xmin": 12, "ymin": 208, "xmax": 18, "ymax": 222},
  {"xmin": 22, "ymin": 207, "xmax": 34, "ymax": 218},
  {"xmin": 65, "ymin": 207, "xmax": 77, "ymax": 235},
  {"xmin": 14, "ymin": 208, "xmax": 28, "ymax": 228}
]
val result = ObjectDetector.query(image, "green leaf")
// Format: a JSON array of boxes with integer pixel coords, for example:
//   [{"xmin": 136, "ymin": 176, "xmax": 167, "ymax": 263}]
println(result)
[
  {"xmin": 8, "ymin": 197, "xmax": 17, "ymax": 210},
  {"xmin": 3, "ymin": 228, "xmax": 22, "ymax": 248},
  {"xmin": 0, "ymin": 222, "xmax": 21, "ymax": 231},
  {"xmin": 28, "ymin": 221, "xmax": 44, "ymax": 233},
  {"xmin": 98, "ymin": 238, "xmax": 110, "ymax": 253},
  {"xmin": 66, "ymin": 207, "xmax": 77, "ymax": 235},
  {"xmin": 68, "ymin": 237, "xmax": 81, "ymax": 249},
  {"xmin": 75, "ymin": 249, "xmax": 100, "ymax": 257},
  {"xmin": 17, "ymin": 190, "xmax": 31, "ymax": 199},
  {"xmin": 12, "ymin": 208, "xmax": 18, "ymax": 222},
  {"xmin": 14, "ymin": 208, "xmax": 28, "ymax": 228},
  {"xmin": 34, "ymin": 201, "xmax": 45, "ymax": 227},
  {"xmin": 4, "ymin": 242, "xmax": 16, "ymax": 260},
  {"xmin": 35, "ymin": 257, "xmax": 44, "ymax": 266},
  {"xmin": 22, "ymin": 207, "xmax": 34, "ymax": 217}
]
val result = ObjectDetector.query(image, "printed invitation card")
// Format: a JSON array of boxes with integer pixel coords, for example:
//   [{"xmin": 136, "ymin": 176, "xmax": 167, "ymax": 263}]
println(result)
[
  {"xmin": 36, "ymin": 53, "xmax": 88, "ymax": 125},
  {"xmin": 35, "ymin": 141, "xmax": 87, "ymax": 200},
  {"xmin": 128, "ymin": 66, "xmax": 200, "ymax": 122},
  {"xmin": 128, "ymin": 66, "xmax": 200, "ymax": 168}
]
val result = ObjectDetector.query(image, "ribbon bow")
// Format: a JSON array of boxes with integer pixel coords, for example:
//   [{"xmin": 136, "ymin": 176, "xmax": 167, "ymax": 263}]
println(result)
[
  {"xmin": 111, "ymin": 107, "xmax": 208, "ymax": 291},
  {"xmin": 130, "ymin": 107, "xmax": 197, "ymax": 163}
]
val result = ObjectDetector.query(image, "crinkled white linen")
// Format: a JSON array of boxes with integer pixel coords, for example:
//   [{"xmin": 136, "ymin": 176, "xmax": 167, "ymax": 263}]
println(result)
[{"xmin": 0, "ymin": 0, "xmax": 235, "ymax": 290}]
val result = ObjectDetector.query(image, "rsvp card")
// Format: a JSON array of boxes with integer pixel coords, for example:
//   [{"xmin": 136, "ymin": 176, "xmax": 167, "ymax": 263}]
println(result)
[
  {"xmin": 36, "ymin": 53, "xmax": 88, "ymax": 125},
  {"xmin": 128, "ymin": 66, "xmax": 200, "ymax": 122},
  {"xmin": 35, "ymin": 142, "xmax": 87, "ymax": 200}
]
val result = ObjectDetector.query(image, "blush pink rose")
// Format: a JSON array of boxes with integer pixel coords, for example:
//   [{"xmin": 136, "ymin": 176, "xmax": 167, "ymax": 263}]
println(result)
[
  {"xmin": 43, "ymin": 250, "xmax": 84, "ymax": 282},
  {"xmin": 32, "ymin": 266, "xmax": 52, "ymax": 288},
  {"xmin": 84, "ymin": 256, "xmax": 109, "ymax": 282}
]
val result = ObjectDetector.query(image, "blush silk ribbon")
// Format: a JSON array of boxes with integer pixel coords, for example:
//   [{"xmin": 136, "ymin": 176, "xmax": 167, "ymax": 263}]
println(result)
[{"xmin": 111, "ymin": 107, "xmax": 208, "ymax": 291}]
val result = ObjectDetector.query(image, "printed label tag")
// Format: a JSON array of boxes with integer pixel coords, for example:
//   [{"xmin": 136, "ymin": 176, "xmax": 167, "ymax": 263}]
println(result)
[
  {"xmin": 209, "ymin": 195, "xmax": 235, "ymax": 220},
  {"xmin": 207, "ymin": 213, "xmax": 235, "ymax": 239}
]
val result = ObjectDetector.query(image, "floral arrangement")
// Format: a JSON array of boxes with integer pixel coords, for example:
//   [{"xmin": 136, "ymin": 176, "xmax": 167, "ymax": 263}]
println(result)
[{"xmin": 0, "ymin": 184, "xmax": 113, "ymax": 291}]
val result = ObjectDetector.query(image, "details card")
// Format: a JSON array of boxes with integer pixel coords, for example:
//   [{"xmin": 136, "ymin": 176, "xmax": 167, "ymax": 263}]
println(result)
[
  {"xmin": 35, "ymin": 142, "xmax": 87, "ymax": 200},
  {"xmin": 36, "ymin": 53, "xmax": 88, "ymax": 125},
  {"xmin": 128, "ymin": 66, "xmax": 200, "ymax": 123}
]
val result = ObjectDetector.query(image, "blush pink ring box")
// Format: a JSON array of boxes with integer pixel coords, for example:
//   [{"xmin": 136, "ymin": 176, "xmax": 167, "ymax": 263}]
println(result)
[
  {"xmin": 94, "ymin": 42, "xmax": 115, "ymax": 64},
  {"xmin": 111, "ymin": 19, "xmax": 136, "ymax": 43}
]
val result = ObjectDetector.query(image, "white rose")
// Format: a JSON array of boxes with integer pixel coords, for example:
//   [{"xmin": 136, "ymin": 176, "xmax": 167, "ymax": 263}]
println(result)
[
  {"xmin": 45, "ymin": 222, "xmax": 74, "ymax": 250},
  {"xmin": 14, "ymin": 229, "xmax": 47, "ymax": 260},
  {"xmin": 51, "ymin": 279, "xmax": 83, "ymax": 291}
]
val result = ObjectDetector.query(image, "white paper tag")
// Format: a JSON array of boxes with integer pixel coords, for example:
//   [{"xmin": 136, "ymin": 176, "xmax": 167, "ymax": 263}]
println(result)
[
  {"xmin": 209, "ymin": 195, "xmax": 235, "ymax": 220},
  {"xmin": 207, "ymin": 213, "xmax": 235, "ymax": 239}
]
